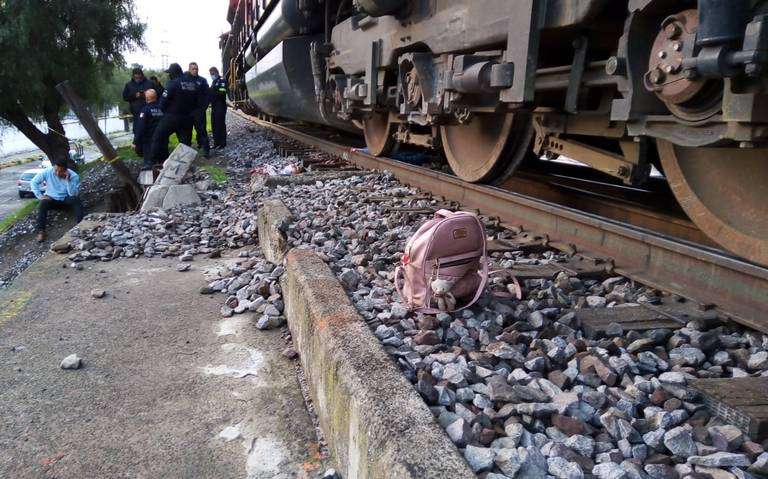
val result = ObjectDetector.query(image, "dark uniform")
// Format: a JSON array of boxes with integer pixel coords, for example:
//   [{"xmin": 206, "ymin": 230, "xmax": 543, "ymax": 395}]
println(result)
[
  {"xmin": 180, "ymin": 73, "xmax": 211, "ymax": 156},
  {"xmin": 149, "ymin": 65, "xmax": 198, "ymax": 165},
  {"xmin": 122, "ymin": 77, "xmax": 154, "ymax": 133},
  {"xmin": 133, "ymin": 101, "xmax": 164, "ymax": 168},
  {"xmin": 209, "ymin": 76, "xmax": 228, "ymax": 148}
]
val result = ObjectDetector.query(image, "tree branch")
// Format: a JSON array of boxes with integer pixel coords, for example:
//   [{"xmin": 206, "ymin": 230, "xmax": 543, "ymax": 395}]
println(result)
[{"xmin": 0, "ymin": 103, "xmax": 51, "ymax": 153}]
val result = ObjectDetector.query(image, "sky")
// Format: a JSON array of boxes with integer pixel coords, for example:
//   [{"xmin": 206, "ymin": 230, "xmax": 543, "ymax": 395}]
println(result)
[{"xmin": 124, "ymin": 0, "xmax": 231, "ymax": 81}]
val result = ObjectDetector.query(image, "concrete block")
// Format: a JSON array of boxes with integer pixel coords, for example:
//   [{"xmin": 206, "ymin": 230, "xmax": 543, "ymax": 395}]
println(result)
[
  {"xmin": 157, "ymin": 143, "xmax": 197, "ymax": 186},
  {"xmin": 140, "ymin": 185, "xmax": 169, "ymax": 212},
  {"xmin": 281, "ymin": 248, "xmax": 475, "ymax": 479},
  {"xmin": 258, "ymin": 199, "xmax": 293, "ymax": 264},
  {"xmin": 162, "ymin": 184, "xmax": 201, "ymax": 210}
]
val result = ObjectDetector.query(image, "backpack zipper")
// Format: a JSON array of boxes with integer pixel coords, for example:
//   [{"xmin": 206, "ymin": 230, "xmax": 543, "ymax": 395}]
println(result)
[{"xmin": 437, "ymin": 257, "xmax": 479, "ymax": 268}]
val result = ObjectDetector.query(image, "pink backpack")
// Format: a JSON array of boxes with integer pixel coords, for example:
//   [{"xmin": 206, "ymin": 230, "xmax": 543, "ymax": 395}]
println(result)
[{"xmin": 395, "ymin": 210, "xmax": 488, "ymax": 313}]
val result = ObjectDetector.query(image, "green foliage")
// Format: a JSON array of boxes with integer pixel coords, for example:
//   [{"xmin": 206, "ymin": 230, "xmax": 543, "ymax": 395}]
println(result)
[
  {"xmin": 0, "ymin": 0, "xmax": 146, "ymax": 121},
  {"xmin": 200, "ymin": 165, "xmax": 227, "ymax": 185},
  {"xmin": 0, "ymin": 200, "xmax": 38, "ymax": 234}
]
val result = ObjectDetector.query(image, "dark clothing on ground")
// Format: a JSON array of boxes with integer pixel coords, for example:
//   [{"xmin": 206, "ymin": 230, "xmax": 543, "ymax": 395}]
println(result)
[
  {"xmin": 133, "ymin": 101, "xmax": 164, "ymax": 166},
  {"xmin": 210, "ymin": 76, "xmax": 228, "ymax": 148},
  {"xmin": 122, "ymin": 78, "xmax": 154, "ymax": 133},
  {"xmin": 36, "ymin": 196, "xmax": 84, "ymax": 232}
]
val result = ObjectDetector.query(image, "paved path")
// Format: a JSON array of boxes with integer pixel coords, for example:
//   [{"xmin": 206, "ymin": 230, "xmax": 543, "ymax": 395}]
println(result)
[
  {"xmin": 0, "ymin": 250, "xmax": 326, "ymax": 478},
  {"xmin": 0, "ymin": 133, "xmax": 133, "ymax": 222}
]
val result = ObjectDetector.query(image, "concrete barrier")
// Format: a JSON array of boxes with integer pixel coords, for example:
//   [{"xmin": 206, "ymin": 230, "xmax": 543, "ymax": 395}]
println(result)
[
  {"xmin": 280, "ymin": 248, "xmax": 475, "ymax": 479},
  {"xmin": 257, "ymin": 199, "xmax": 293, "ymax": 264}
]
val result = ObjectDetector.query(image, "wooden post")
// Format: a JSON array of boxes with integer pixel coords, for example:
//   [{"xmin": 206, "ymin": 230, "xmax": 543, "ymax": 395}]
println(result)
[{"xmin": 55, "ymin": 81, "xmax": 141, "ymax": 199}]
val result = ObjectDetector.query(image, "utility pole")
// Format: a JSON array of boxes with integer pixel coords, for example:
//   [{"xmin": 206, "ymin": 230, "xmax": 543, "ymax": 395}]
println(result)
[
  {"xmin": 55, "ymin": 81, "xmax": 141, "ymax": 202},
  {"xmin": 160, "ymin": 31, "xmax": 170, "ymax": 70}
]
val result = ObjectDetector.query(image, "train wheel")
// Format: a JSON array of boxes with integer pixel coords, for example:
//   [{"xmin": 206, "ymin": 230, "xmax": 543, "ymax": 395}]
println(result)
[
  {"xmin": 657, "ymin": 141, "xmax": 768, "ymax": 265},
  {"xmin": 440, "ymin": 112, "xmax": 535, "ymax": 184},
  {"xmin": 363, "ymin": 111, "xmax": 397, "ymax": 156}
]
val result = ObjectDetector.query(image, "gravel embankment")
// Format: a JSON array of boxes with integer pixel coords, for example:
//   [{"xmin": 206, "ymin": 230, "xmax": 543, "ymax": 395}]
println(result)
[
  {"xmin": 53, "ymin": 114, "xmax": 768, "ymax": 479},
  {"xmin": 0, "ymin": 160, "xmax": 139, "ymax": 287}
]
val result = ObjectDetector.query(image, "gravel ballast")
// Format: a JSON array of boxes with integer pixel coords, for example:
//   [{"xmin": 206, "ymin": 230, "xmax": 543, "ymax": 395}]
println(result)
[{"xmin": 39, "ymin": 113, "xmax": 768, "ymax": 479}]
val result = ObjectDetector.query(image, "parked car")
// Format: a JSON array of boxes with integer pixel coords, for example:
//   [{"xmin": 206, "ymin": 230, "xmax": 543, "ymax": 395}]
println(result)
[{"xmin": 17, "ymin": 168, "xmax": 45, "ymax": 198}]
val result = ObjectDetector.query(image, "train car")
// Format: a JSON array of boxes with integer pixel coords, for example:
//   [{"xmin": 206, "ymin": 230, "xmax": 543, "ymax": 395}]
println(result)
[{"xmin": 222, "ymin": 0, "xmax": 768, "ymax": 267}]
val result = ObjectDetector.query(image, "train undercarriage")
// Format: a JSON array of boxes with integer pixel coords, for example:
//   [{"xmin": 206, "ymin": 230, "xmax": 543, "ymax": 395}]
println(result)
[{"xmin": 222, "ymin": 0, "xmax": 768, "ymax": 266}]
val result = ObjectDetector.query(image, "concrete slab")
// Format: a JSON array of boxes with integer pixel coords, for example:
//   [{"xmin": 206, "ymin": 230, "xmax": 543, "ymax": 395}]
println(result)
[
  {"xmin": 162, "ymin": 184, "xmax": 201, "ymax": 210},
  {"xmin": 157, "ymin": 144, "xmax": 197, "ymax": 186},
  {"xmin": 258, "ymin": 199, "xmax": 293, "ymax": 264},
  {"xmin": 280, "ymin": 248, "xmax": 475, "ymax": 479},
  {"xmin": 0, "ymin": 252, "xmax": 326, "ymax": 478},
  {"xmin": 140, "ymin": 184, "xmax": 169, "ymax": 212}
]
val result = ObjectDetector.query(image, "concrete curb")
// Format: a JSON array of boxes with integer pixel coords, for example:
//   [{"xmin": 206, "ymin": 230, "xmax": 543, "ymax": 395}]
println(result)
[
  {"xmin": 257, "ymin": 199, "xmax": 293, "ymax": 264},
  {"xmin": 0, "ymin": 158, "xmax": 34, "ymax": 171},
  {"xmin": 279, "ymin": 248, "xmax": 475, "ymax": 479}
]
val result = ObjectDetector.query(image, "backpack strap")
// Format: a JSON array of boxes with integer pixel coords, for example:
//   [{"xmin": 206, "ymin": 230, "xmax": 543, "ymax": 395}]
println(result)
[
  {"xmin": 434, "ymin": 209, "xmax": 456, "ymax": 219},
  {"xmin": 394, "ymin": 265, "xmax": 408, "ymax": 307},
  {"xmin": 454, "ymin": 256, "xmax": 489, "ymax": 312}
]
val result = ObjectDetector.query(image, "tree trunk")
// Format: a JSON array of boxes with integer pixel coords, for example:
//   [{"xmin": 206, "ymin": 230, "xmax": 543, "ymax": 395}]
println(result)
[
  {"xmin": 0, "ymin": 103, "xmax": 73, "ymax": 167},
  {"xmin": 55, "ymin": 81, "xmax": 142, "ymax": 202},
  {"xmin": 43, "ymin": 107, "xmax": 74, "ymax": 167}
]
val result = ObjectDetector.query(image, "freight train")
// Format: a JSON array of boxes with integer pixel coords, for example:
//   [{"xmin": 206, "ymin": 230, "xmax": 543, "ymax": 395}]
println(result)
[{"xmin": 220, "ymin": 0, "xmax": 768, "ymax": 267}]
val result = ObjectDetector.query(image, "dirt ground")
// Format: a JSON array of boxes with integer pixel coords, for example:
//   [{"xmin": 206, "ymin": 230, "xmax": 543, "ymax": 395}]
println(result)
[{"xmin": 0, "ymin": 249, "xmax": 327, "ymax": 479}]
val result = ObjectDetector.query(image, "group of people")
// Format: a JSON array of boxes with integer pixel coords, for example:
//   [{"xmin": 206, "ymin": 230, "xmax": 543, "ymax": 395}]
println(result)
[
  {"xmin": 30, "ymin": 63, "xmax": 229, "ymax": 242},
  {"xmin": 125, "ymin": 63, "xmax": 228, "ymax": 170}
]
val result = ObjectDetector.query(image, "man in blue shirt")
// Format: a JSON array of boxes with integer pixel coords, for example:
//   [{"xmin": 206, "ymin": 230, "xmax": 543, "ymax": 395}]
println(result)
[{"xmin": 31, "ymin": 158, "xmax": 83, "ymax": 242}]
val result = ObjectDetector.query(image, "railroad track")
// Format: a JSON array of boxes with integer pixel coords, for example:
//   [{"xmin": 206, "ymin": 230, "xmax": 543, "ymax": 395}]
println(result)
[{"xmin": 233, "ymin": 109, "xmax": 768, "ymax": 336}]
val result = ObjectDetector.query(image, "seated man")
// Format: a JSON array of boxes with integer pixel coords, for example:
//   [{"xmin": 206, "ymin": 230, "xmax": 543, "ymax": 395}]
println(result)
[{"xmin": 31, "ymin": 158, "xmax": 84, "ymax": 242}]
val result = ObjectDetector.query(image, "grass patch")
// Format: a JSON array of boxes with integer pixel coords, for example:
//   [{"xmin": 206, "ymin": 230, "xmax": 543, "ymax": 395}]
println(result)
[
  {"xmin": 0, "ymin": 156, "xmax": 36, "ymax": 171},
  {"xmin": 0, "ymin": 200, "xmax": 38, "ymax": 234},
  {"xmin": 167, "ymin": 107, "xmax": 213, "ymax": 150},
  {"xmin": 200, "ymin": 164, "xmax": 227, "ymax": 184},
  {"xmin": 75, "ymin": 145, "xmax": 140, "ymax": 176}
]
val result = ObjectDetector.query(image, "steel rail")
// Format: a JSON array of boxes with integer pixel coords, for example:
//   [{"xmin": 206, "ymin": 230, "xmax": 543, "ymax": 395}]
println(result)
[{"xmin": 234, "ymin": 110, "xmax": 768, "ymax": 334}]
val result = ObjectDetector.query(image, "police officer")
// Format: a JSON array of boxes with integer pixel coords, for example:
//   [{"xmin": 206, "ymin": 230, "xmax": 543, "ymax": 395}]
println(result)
[
  {"xmin": 182, "ymin": 62, "xmax": 211, "ymax": 157},
  {"xmin": 149, "ymin": 76, "xmax": 165, "ymax": 97},
  {"xmin": 132, "ymin": 89, "xmax": 163, "ymax": 170},
  {"xmin": 149, "ymin": 63, "xmax": 196, "ymax": 165},
  {"xmin": 209, "ymin": 66, "xmax": 228, "ymax": 150},
  {"xmin": 122, "ymin": 67, "xmax": 154, "ymax": 134}
]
